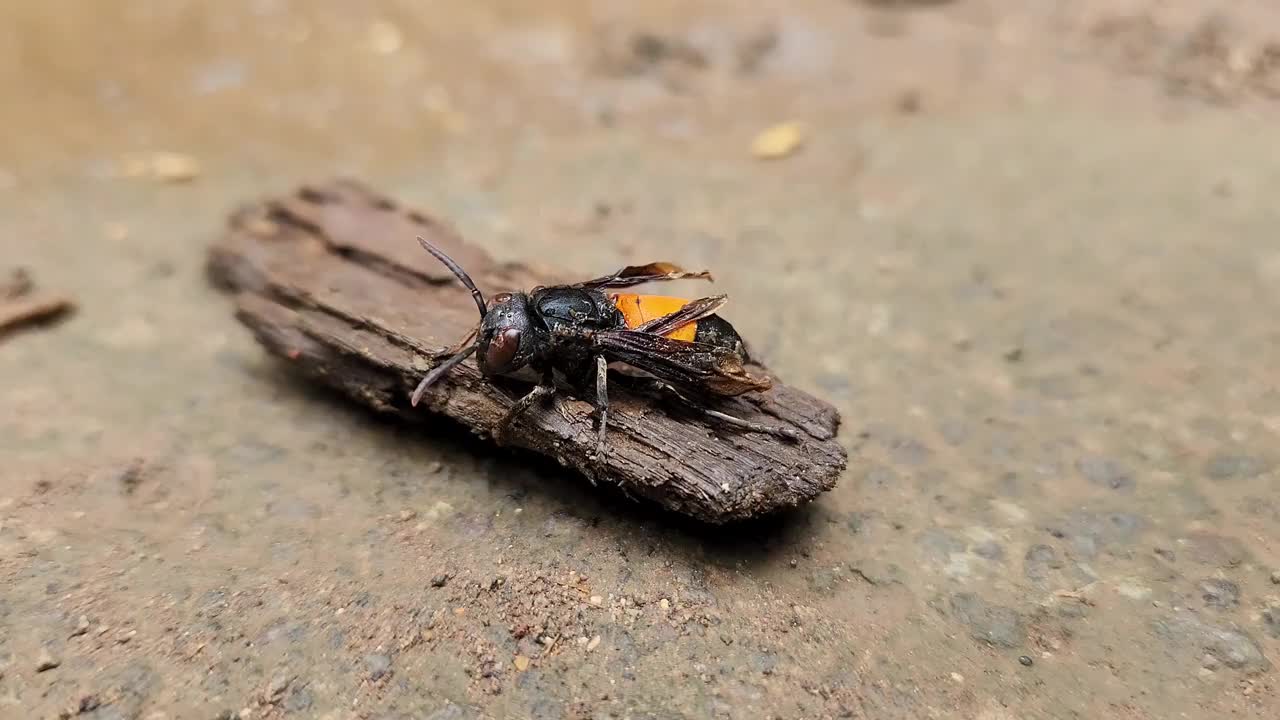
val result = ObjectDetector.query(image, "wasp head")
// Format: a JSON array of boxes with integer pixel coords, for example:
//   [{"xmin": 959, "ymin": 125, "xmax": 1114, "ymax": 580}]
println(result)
[
  {"xmin": 476, "ymin": 292, "xmax": 541, "ymax": 376},
  {"xmin": 410, "ymin": 237, "xmax": 549, "ymax": 408}
]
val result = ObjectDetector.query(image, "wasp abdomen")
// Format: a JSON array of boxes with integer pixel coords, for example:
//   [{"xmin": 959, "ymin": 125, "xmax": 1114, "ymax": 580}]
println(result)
[
  {"xmin": 610, "ymin": 293, "xmax": 749, "ymax": 359},
  {"xmin": 610, "ymin": 294, "xmax": 697, "ymax": 341}
]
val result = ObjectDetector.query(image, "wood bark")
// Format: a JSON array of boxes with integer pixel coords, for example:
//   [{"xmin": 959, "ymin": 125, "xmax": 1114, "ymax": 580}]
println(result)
[
  {"xmin": 206, "ymin": 179, "xmax": 847, "ymax": 523},
  {"xmin": 0, "ymin": 268, "xmax": 75, "ymax": 339}
]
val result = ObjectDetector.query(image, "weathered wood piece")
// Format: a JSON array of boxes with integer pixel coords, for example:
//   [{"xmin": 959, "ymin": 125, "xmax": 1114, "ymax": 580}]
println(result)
[
  {"xmin": 0, "ymin": 267, "xmax": 75, "ymax": 340},
  {"xmin": 206, "ymin": 179, "xmax": 846, "ymax": 523}
]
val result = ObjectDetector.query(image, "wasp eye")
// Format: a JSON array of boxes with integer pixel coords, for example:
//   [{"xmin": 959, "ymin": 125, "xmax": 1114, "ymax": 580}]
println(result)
[{"xmin": 484, "ymin": 328, "xmax": 521, "ymax": 371}]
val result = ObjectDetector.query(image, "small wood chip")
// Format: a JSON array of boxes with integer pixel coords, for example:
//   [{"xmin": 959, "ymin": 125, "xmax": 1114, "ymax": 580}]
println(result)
[
  {"xmin": 751, "ymin": 122, "xmax": 805, "ymax": 160},
  {"xmin": 1053, "ymin": 588, "xmax": 1096, "ymax": 606},
  {"xmin": 120, "ymin": 152, "xmax": 201, "ymax": 183},
  {"xmin": 150, "ymin": 152, "xmax": 201, "ymax": 183},
  {"xmin": 0, "ymin": 268, "xmax": 75, "ymax": 339}
]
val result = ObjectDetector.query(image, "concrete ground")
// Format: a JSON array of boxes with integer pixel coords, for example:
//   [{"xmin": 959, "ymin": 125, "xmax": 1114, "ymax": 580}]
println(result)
[{"xmin": 2, "ymin": 1, "xmax": 1278, "ymax": 718}]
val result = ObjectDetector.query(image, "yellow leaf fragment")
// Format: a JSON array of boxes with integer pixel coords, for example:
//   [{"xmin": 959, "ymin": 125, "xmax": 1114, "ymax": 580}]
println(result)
[{"xmin": 751, "ymin": 122, "xmax": 805, "ymax": 160}]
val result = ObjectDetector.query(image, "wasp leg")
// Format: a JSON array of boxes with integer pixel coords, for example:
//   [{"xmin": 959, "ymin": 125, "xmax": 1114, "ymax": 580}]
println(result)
[
  {"xmin": 592, "ymin": 355, "xmax": 610, "ymax": 472},
  {"xmin": 495, "ymin": 377, "xmax": 557, "ymax": 446},
  {"xmin": 648, "ymin": 381, "xmax": 800, "ymax": 442}
]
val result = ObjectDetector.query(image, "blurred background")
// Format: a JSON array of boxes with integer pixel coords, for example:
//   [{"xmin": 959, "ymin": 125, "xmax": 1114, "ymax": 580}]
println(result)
[{"xmin": 3, "ymin": 1, "xmax": 1279, "ymax": 718}]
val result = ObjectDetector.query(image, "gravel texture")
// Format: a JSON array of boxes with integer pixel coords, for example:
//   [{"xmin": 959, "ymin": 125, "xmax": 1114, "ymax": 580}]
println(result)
[{"xmin": 2, "ymin": 1, "xmax": 1278, "ymax": 718}]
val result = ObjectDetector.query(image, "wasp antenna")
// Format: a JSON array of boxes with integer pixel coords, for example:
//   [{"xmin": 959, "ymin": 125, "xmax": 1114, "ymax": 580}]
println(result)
[
  {"xmin": 417, "ymin": 236, "xmax": 487, "ymax": 318},
  {"xmin": 410, "ymin": 343, "xmax": 477, "ymax": 407}
]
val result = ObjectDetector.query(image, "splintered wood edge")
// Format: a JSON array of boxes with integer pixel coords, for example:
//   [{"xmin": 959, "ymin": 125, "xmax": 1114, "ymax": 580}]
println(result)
[{"xmin": 208, "ymin": 178, "xmax": 848, "ymax": 523}]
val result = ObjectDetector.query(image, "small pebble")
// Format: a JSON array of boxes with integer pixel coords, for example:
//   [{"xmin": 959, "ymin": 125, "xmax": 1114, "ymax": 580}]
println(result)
[
  {"xmin": 1201, "ymin": 653, "xmax": 1220, "ymax": 671},
  {"xmin": 1271, "ymin": 570, "xmax": 1280, "ymax": 585},
  {"xmin": 589, "ymin": 595, "xmax": 603, "ymax": 606},
  {"xmin": 364, "ymin": 653, "xmax": 392, "ymax": 681},
  {"xmin": 430, "ymin": 574, "xmax": 449, "ymax": 588},
  {"xmin": 513, "ymin": 655, "xmax": 530, "ymax": 672},
  {"xmin": 973, "ymin": 540, "xmax": 1006, "ymax": 561},
  {"xmin": 35, "ymin": 648, "xmax": 60, "ymax": 672},
  {"xmin": 1018, "ymin": 655, "xmax": 1034, "ymax": 667},
  {"xmin": 71, "ymin": 615, "xmax": 90, "ymax": 637},
  {"xmin": 659, "ymin": 598, "xmax": 670, "ymax": 610},
  {"xmin": 264, "ymin": 671, "xmax": 292, "ymax": 703},
  {"xmin": 587, "ymin": 635, "xmax": 601, "ymax": 652},
  {"xmin": 1199, "ymin": 578, "xmax": 1240, "ymax": 609}
]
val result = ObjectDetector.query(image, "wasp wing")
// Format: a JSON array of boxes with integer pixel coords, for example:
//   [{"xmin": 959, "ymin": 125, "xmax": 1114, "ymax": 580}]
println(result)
[
  {"xmin": 633, "ymin": 294, "xmax": 728, "ymax": 337},
  {"xmin": 593, "ymin": 329, "xmax": 770, "ymax": 397},
  {"xmin": 575, "ymin": 262, "xmax": 713, "ymax": 289}
]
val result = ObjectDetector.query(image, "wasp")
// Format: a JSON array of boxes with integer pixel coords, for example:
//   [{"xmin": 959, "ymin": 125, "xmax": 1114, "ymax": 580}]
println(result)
[{"xmin": 409, "ymin": 237, "xmax": 797, "ymax": 459}]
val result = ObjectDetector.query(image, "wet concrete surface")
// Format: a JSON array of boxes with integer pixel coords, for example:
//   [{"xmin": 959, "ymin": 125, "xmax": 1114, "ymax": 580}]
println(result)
[{"xmin": 2, "ymin": 1, "xmax": 1279, "ymax": 718}]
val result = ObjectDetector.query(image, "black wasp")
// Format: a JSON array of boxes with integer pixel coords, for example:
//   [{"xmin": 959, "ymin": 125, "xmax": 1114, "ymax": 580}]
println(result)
[{"xmin": 409, "ymin": 237, "xmax": 797, "ymax": 459}]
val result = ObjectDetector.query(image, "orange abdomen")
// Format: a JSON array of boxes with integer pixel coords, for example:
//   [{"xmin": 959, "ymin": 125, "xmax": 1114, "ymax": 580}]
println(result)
[{"xmin": 610, "ymin": 293, "xmax": 697, "ymax": 341}]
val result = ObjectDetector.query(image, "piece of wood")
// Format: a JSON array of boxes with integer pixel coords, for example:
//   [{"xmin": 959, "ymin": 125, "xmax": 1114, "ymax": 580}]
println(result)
[
  {"xmin": 0, "ymin": 267, "xmax": 75, "ymax": 339},
  {"xmin": 206, "ymin": 179, "xmax": 847, "ymax": 523}
]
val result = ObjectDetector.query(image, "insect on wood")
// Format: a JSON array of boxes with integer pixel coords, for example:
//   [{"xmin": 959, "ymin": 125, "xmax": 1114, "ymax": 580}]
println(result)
[
  {"xmin": 209, "ymin": 179, "xmax": 846, "ymax": 522},
  {"xmin": 408, "ymin": 236, "xmax": 799, "ymax": 463}
]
